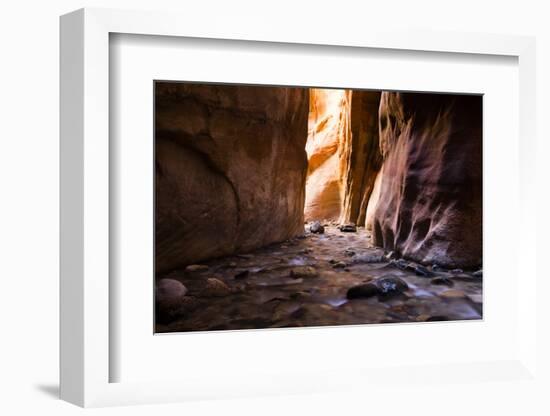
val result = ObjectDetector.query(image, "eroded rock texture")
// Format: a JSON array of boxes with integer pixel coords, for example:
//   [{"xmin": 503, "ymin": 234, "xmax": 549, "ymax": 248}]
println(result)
[
  {"xmin": 304, "ymin": 89, "xmax": 351, "ymax": 221},
  {"xmin": 155, "ymin": 83, "xmax": 309, "ymax": 274},
  {"xmin": 339, "ymin": 91, "xmax": 382, "ymax": 226},
  {"xmin": 370, "ymin": 92, "xmax": 482, "ymax": 268}
]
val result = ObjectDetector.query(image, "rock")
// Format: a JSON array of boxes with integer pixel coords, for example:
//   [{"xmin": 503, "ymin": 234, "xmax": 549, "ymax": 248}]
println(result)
[
  {"xmin": 332, "ymin": 261, "xmax": 347, "ymax": 269},
  {"xmin": 440, "ymin": 289, "xmax": 466, "ymax": 299},
  {"xmin": 202, "ymin": 278, "xmax": 231, "ymax": 297},
  {"xmin": 155, "ymin": 83, "xmax": 309, "ymax": 273},
  {"xmin": 234, "ymin": 270, "xmax": 249, "ymax": 279},
  {"xmin": 185, "ymin": 264, "xmax": 209, "ymax": 272},
  {"xmin": 339, "ymin": 223, "xmax": 357, "ymax": 232},
  {"xmin": 412, "ymin": 264, "xmax": 433, "ymax": 277},
  {"xmin": 346, "ymin": 283, "xmax": 380, "ymax": 299},
  {"xmin": 451, "ymin": 269, "xmax": 464, "ymax": 274},
  {"xmin": 431, "ymin": 264, "xmax": 444, "ymax": 272},
  {"xmin": 290, "ymin": 266, "xmax": 318, "ymax": 278},
  {"xmin": 430, "ymin": 276, "xmax": 454, "ymax": 287},
  {"xmin": 309, "ymin": 221, "xmax": 325, "ymax": 234},
  {"xmin": 344, "ymin": 248, "xmax": 356, "ymax": 257},
  {"xmin": 370, "ymin": 92, "xmax": 482, "ymax": 269},
  {"xmin": 375, "ymin": 276, "xmax": 409, "ymax": 296},
  {"xmin": 156, "ymin": 279, "xmax": 188, "ymax": 308},
  {"xmin": 228, "ymin": 262, "xmax": 237, "ymax": 268},
  {"xmin": 390, "ymin": 258, "xmax": 409, "ymax": 270},
  {"xmin": 473, "ymin": 270, "xmax": 483, "ymax": 278}
]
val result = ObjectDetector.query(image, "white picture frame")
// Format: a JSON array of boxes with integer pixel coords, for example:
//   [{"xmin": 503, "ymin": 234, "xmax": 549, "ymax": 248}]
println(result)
[{"xmin": 60, "ymin": 7, "xmax": 539, "ymax": 408}]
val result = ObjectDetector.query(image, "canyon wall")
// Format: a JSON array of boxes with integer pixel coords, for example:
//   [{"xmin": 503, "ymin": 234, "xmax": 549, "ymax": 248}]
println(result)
[
  {"xmin": 370, "ymin": 92, "xmax": 482, "ymax": 268},
  {"xmin": 305, "ymin": 89, "xmax": 382, "ymax": 226},
  {"xmin": 339, "ymin": 91, "xmax": 382, "ymax": 226},
  {"xmin": 155, "ymin": 83, "xmax": 309, "ymax": 274},
  {"xmin": 304, "ymin": 89, "xmax": 351, "ymax": 221}
]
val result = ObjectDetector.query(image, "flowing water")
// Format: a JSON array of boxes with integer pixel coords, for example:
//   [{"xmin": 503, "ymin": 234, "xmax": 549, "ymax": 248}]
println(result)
[{"xmin": 156, "ymin": 224, "xmax": 482, "ymax": 333}]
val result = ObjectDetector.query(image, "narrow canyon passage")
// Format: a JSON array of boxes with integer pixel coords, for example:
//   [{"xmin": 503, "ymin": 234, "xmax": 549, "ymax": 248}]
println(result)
[{"xmin": 155, "ymin": 83, "xmax": 483, "ymax": 332}]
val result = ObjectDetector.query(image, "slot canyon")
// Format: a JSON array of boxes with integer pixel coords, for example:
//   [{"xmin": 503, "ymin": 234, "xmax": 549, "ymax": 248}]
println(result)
[{"xmin": 155, "ymin": 82, "xmax": 482, "ymax": 332}]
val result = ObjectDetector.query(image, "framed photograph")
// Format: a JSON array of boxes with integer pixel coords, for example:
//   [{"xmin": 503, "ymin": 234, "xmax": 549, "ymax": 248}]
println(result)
[{"xmin": 60, "ymin": 8, "xmax": 539, "ymax": 408}]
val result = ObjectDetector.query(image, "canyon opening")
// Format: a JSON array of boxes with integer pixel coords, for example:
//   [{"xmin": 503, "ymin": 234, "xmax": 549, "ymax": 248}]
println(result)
[{"xmin": 155, "ymin": 82, "xmax": 482, "ymax": 333}]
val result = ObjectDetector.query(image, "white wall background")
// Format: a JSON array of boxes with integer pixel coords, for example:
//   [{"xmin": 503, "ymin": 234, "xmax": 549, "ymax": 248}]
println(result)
[{"xmin": 0, "ymin": 1, "xmax": 548, "ymax": 415}]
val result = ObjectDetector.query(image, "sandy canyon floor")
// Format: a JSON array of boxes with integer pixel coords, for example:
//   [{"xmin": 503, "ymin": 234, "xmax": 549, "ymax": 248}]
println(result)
[{"xmin": 156, "ymin": 223, "xmax": 483, "ymax": 333}]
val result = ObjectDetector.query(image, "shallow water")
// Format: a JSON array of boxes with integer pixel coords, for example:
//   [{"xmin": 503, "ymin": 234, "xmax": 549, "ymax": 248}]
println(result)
[{"xmin": 156, "ymin": 225, "xmax": 482, "ymax": 333}]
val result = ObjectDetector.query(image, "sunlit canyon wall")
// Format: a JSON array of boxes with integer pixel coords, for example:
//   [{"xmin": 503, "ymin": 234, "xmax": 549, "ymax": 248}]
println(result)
[
  {"xmin": 305, "ymin": 89, "xmax": 382, "ymax": 226},
  {"xmin": 155, "ymin": 83, "xmax": 309, "ymax": 273}
]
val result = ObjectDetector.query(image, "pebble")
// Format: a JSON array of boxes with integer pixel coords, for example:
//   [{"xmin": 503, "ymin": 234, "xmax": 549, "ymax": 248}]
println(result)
[
  {"xmin": 309, "ymin": 221, "xmax": 325, "ymax": 234},
  {"xmin": 473, "ymin": 270, "xmax": 483, "ymax": 278},
  {"xmin": 156, "ymin": 278, "xmax": 188, "ymax": 307},
  {"xmin": 375, "ymin": 276, "xmax": 409, "ymax": 295},
  {"xmin": 440, "ymin": 289, "xmax": 466, "ymax": 299},
  {"xmin": 185, "ymin": 264, "xmax": 209, "ymax": 272},
  {"xmin": 450, "ymin": 268, "xmax": 464, "ymax": 274},
  {"xmin": 412, "ymin": 264, "xmax": 433, "ymax": 277},
  {"xmin": 339, "ymin": 223, "xmax": 357, "ymax": 232},
  {"xmin": 201, "ymin": 278, "xmax": 231, "ymax": 297},
  {"xmin": 332, "ymin": 261, "xmax": 347, "ymax": 269},
  {"xmin": 391, "ymin": 258, "xmax": 409, "ymax": 270},
  {"xmin": 290, "ymin": 266, "xmax": 318, "ymax": 278}
]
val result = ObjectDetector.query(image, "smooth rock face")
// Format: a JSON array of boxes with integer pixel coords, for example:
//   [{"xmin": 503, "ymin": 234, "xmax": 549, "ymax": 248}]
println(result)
[
  {"xmin": 304, "ymin": 89, "xmax": 351, "ymax": 221},
  {"xmin": 339, "ymin": 91, "xmax": 382, "ymax": 226},
  {"xmin": 370, "ymin": 92, "xmax": 482, "ymax": 269},
  {"xmin": 155, "ymin": 83, "xmax": 309, "ymax": 273}
]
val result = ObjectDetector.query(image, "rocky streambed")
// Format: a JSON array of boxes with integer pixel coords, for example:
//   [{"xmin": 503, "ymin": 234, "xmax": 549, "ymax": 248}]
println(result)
[{"xmin": 155, "ymin": 223, "xmax": 482, "ymax": 333}]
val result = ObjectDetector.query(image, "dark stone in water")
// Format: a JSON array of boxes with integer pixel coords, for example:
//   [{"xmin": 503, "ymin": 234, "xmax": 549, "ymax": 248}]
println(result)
[
  {"xmin": 234, "ymin": 270, "xmax": 250, "ymax": 279},
  {"xmin": 346, "ymin": 283, "xmax": 380, "ymax": 299},
  {"xmin": 339, "ymin": 223, "xmax": 357, "ymax": 232},
  {"xmin": 375, "ymin": 276, "xmax": 409, "ymax": 295},
  {"xmin": 309, "ymin": 221, "xmax": 325, "ymax": 234},
  {"xmin": 430, "ymin": 276, "xmax": 454, "ymax": 287},
  {"xmin": 347, "ymin": 276, "xmax": 408, "ymax": 300},
  {"xmin": 412, "ymin": 264, "xmax": 433, "ymax": 277}
]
